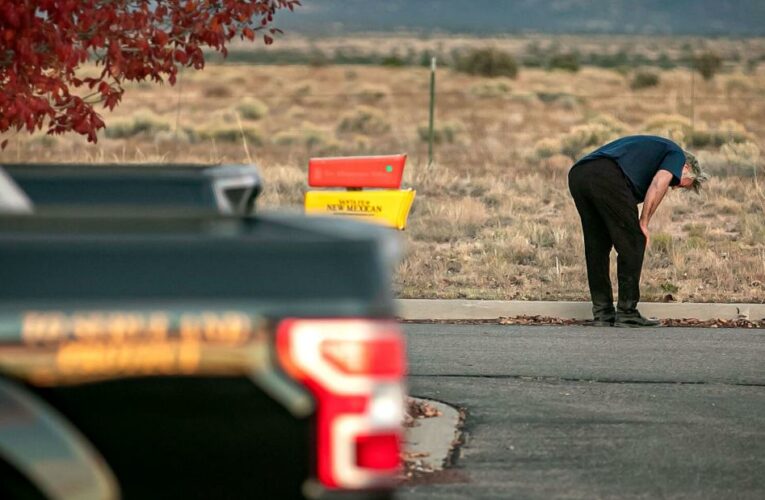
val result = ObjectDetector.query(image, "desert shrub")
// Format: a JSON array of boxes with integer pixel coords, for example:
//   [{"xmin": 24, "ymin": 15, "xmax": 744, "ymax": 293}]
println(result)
[
  {"xmin": 685, "ymin": 129, "xmax": 715, "ymax": 148},
  {"xmin": 521, "ymin": 41, "xmax": 545, "ymax": 66},
  {"xmin": 526, "ymin": 223, "xmax": 559, "ymax": 248},
  {"xmin": 687, "ymin": 120, "xmax": 752, "ymax": 148},
  {"xmin": 272, "ymin": 130, "xmax": 300, "ymax": 146},
  {"xmin": 698, "ymin": 142, "xmax": 762, "ymax": 179},
  {"xmin": 533, "ymin": 138, "xmax": 562, "ymax": 160},
  {"xmin": 273, "ymin": 123, "xmax": 330, "ymax": 149},
  {"xmin": 469, "ymin": 80, "xmax": 511, "ymax": 98},
  {"xmin": 336, "ymin": 106, "xmax": 391, "ymax": 136},
  {"xmin": 642, "ymin": 113, "xmax": 691, "ymax": 145},
  {"xmin": 581, "ymin": 49, "xmax": 631, "ymax": 69},
  {"xmin": 419, "ymin": 51, "xmax": 439, "ymax": 67},
  {"xmin": 509, "ymin": 91, "xmax": 537, "ymax": 104},
  {"xmin": 485, "ymin": 236, "xmax": 537, "ymax": 266},
  {"xmin": 722, "ymin": 141, "xmax": 761, "ymax": 170},
  {"xmin": 725, "ymin": 75, "xmax": 752, "ymax": 95},
  {"xmin": 455, "ymin": 48, "xmax": 518, "ymax": 78},
  {"xmin": 683, "ymin": 223, "xmax": 708, "ymax": 239},
  {"xmin": 559, "ymin": 95, "xmax": 581, "ymax": 110},
  {"xmin": 29, "ymin": 134, "xmax": 59, "ymax": 147},
  {"xmin": 696, "ymin": 151, "xmax": 725, "ymax": 177},
  {"xmin": 684, "ymin": 237, "xmax": 708, "ymax": 250},
  {"xmin": 560, "ymin": 124, "xmax": 619, "ymax": 159},
  {"xmin": 327, "ymin": 134, "xmax": 374, "ymax": 156},
  {"xmin": 548, "ymin": 53, "xmax": 580, "ymax": 72},
  {"xmin": 105, "ymin": 109, "xmax": 170, "ymax": 139},
  {"xmin": 656, "ymin": 52, "xmax": 676, "ymax": 69},
  {"xmin": 286, "ymin": 105, "xmax": 307, "ymax": 121},
  {"xmin": 531, "ymin": 115, "xmax": 625, "ymax": 160},
  {"xmin": 417, "ymin": 121, "xmax": 464, "ymax": 144},
  {"xmin": 356, "ymin": 84, "xmax": 390, "ymax": 103},
  {"xmin": 694, "ymin": 51, "xmax": 723, "ymax": 81},
  {"xmin": 203, "ymin": 84, "xmax": 233, "ymax": 98},
  {"xmin": 537, "ymin": 154, "xmax": 573, "ymax": 177},
  {"xmin": 299, "ymin": 124, "xmax": 330, "ymax": 149},
  {"xmin": 308, "ymin": 48, "xmax": 329, "ymax": 67},
  {"xmin": 258, "ymin": 165, "xmax": 306, "ymax": 207},
  {"xmin": 153, "ymin": 129, "xmax": 191, "ymax": 146},
  {"xmin": 651, "ymin": 232, "xmax": 673, "ymax": 256},
  {"xmin": 410, "ymin": 198, "xmax": 489, "ymax": 243},
  {"xmin": 332, "ymin": 47, "xmax": 379, "ymax": 65},
  {"xmin": 535, "ymin": 92, "xmax": 579, "ymax": 105},
  {"xmin": 717, "ymin": 120, "xmax": 753, "ymax": 143},
  {"xmin": 660, "ymin": 281, "xmax": 680, "ymax": 294},
  {"xmin": 196, "ymin": 123, "xmax": 263, "ymax": 145},
  {"xmin": 630, "ymin": 70, "xmax": 660, "ymax": 90},
  {"xmin": 643, "ymin": 114, "xmax": 691, "ymax": 131},
  {"xmin": 589, "ymin": 114, "xmax": 630, "ymax": 135},
  {"xmin": 291, "ymin": 83, "xmax": 314, "ymax": 98},
  {"xmin": 740, "ymin": 213, "xmax": 765, "ymax": 246},
  {"xmin": 707, "ymin": 197, "xmax": 742, "ymax": 216},
  {"xmin": 236, "ymin": 98, "xmax": 269, "ymax": 120},
  {"xmin": 381, "ymin": 53, "xmax": 406, "ymax": 67}
]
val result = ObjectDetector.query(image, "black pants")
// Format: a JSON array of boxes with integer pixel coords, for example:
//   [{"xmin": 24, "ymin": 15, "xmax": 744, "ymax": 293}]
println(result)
[{"xmin": 568, "ymin": 158, "xmax": 646, "ymax": 317}]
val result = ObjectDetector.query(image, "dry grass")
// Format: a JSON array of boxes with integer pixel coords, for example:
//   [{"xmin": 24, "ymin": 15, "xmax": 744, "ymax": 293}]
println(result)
[{"xmin": 3, "ymin": 35, "xmax": 765, "ymax": 303}]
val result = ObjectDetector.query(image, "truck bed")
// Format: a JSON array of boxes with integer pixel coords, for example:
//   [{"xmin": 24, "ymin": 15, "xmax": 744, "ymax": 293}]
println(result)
[{"xmin": 0, "ymin": 212, "xmax": 396, "ymax": 317}]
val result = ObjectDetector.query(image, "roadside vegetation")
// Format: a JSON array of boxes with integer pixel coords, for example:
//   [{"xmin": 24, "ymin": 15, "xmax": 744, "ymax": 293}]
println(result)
[{"xmin": 4, "ymin": 35, "xmax": 765, "ymax": 302}]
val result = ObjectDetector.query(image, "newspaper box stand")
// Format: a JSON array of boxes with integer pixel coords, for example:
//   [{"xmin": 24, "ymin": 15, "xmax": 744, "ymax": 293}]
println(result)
[{"xmin": 304, "ymin": 155, "xmax": 416, "ymax": 230}]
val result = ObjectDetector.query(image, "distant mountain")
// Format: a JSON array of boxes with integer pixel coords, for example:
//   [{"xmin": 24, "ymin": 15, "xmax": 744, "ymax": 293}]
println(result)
[{"xmin": 274, "ymin": 0, "xmax": 765, "ymax": 36}]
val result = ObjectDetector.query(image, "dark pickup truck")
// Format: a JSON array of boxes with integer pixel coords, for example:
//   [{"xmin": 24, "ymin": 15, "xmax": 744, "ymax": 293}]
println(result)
[
  {"xmin": 4, "ymin": 163, "xmax": 262, "ymax": 215},
  {"xmin": 0, "ymin": 168, "xmax": 405, "ymax": 499}
]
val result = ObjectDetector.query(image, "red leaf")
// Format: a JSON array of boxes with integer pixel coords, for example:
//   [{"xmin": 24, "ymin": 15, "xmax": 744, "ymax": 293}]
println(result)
[
  {"xmin": 174, "ymin": 49, "xmax": 188, "ymax": 64},
  {"xmin": 0, "ymin": 0, "xmax": 299, "ymax": 139},
  {"xmin": 154, "ymin": 30, "xmax": 168, "ymax": 45}
]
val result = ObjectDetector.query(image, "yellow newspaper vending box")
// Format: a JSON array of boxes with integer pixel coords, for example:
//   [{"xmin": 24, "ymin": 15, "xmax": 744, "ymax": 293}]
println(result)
[{"xmin": 304, "ymin": 155, "xmax": 415, "ymax": 230}]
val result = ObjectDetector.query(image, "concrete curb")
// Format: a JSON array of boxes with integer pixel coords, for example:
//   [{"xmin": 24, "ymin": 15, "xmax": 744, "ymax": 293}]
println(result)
[
  {"xmin": 404, "ymin": 398, "xmax": 461, "ymax": 472},
  {"xmin": 396, "ymin": 299, "xmax": 765, "ymax": 321}
]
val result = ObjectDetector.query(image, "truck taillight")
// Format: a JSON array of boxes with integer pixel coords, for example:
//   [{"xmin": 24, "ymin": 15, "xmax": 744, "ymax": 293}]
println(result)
[
  {"xmin": 320, "ymin": 337, "xmax": 404, "ymax": 376},
  {"xmin": 276, "ymin": 319, "xmax": 406, "ymax": 490},
  {"xmin": 355, "ymin": 434, "xmax": 400, "ymax": 469}
]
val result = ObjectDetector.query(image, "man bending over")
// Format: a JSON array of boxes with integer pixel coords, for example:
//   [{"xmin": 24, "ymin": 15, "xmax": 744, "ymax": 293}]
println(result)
[{"xmin": 568, "ymin": 135, "xmax": 708, "ymax": 327}]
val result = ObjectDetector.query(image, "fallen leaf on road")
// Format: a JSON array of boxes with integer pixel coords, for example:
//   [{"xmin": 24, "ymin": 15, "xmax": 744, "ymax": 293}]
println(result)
[
  {"xmin": 400, "ymin": 316, "xmax": 765, "ymax": 328},
  {"xmin": 405, "ymin": 397, "xmax": 442, "ymax": 425},
  {"xmin": 498, "ymin": 315, "xmax": 574, "ymax": 325},
  {"xmin": 661, "ymin": 318, "xmax": 764, "ymax": 328}
]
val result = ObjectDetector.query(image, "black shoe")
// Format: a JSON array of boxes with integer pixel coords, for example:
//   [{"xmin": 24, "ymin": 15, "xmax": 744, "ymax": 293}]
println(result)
[
  {"xmin": 584, "ymin": 318, "xmax": 614, "ymax": 327},
  {"xmin": 614, "ymin": 310, "xmax": 661, "ymax": 328},
  {"xmin": 589, "ymin": 303, "xmax": 615, "ymax": 327},
  {"xmin": 583, "ymin": 319, "xmax": 614, "ymax": 327}
]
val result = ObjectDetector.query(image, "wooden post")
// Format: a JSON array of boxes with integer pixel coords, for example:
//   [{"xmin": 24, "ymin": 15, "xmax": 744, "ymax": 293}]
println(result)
[{"xmin": 428, "ymin": 57, "xmax": 437, "ymax": 167}]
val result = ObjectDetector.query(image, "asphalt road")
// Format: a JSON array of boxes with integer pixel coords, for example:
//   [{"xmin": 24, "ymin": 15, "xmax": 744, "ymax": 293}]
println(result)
[{"xmin": 398, "ymin": 324, "xmax": 765, "ymax": 500}]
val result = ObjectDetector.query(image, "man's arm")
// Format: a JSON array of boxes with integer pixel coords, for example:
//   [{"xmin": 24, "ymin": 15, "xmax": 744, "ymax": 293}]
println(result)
[{"xmin": 639, "ymin": 169, "xmax": 674, "ymax": 244}]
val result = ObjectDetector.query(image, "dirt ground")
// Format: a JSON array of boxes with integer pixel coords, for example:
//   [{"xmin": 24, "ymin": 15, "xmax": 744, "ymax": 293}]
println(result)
[{"xmin": 3, "ymin": 35, "xmax": 764, "ymax": 303}]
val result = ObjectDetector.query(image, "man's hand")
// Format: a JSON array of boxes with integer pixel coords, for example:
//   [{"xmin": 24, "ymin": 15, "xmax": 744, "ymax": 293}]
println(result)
[
  {"xmin": 640, "ymin": 221, "xmax": 650, "ymax": 246},
  {"xmin": 640, "ymin": 169, "xmax": 673, "ymax": 248}
]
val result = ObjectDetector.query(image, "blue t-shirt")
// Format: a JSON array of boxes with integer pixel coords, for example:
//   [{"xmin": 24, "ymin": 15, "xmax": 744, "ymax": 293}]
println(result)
[{"xmin": 573, "ymin": 135, "xmax": 686, "ymax": 202}]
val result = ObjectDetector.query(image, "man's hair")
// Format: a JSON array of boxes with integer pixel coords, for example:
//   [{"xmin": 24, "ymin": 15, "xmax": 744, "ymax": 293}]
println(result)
[{"xmin": 682, "ymin": 150, "xmax": 709, "ymax": 194}]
